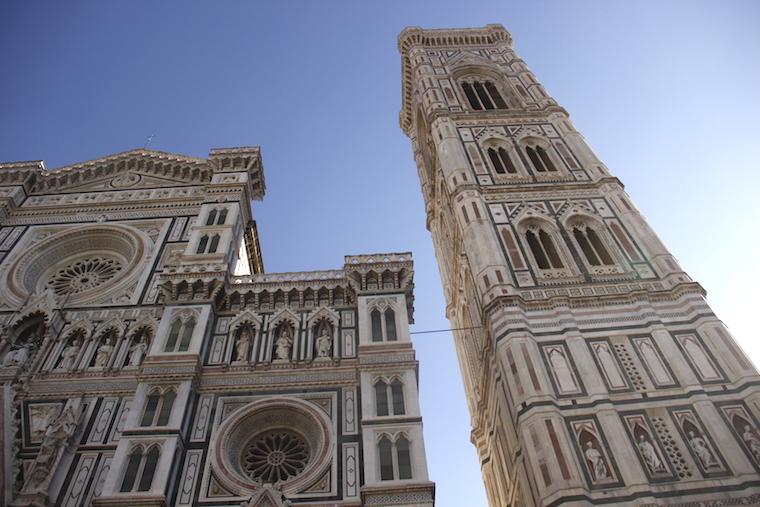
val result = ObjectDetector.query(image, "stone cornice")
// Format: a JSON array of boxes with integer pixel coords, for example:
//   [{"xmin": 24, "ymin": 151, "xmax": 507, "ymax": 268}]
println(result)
[
  {"xmin": 481, "ymin": 280, "xmax": 706, "ymax": 315},
  {"xmin": 0, "ymin": 146, "xmax": 266, "ymax": 199},
  {"xmin": 398, "ymin": 24, "xmax": 512, "ymax": 135}
]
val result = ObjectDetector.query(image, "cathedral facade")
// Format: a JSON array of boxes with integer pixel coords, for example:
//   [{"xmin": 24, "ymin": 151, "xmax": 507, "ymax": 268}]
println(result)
[
  {"xmin": 399, "ymin": 24, "xmax": 760, "ymax": 506},
  {"xmin": 0, "ymin": 148, "xmax": 435, "ymax": 506}
]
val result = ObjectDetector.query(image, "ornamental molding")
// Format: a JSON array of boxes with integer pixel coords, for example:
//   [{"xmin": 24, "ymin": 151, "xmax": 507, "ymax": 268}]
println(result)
[{"xmin": 200, "ymin": 370, "xmax": 356, "ymax": 389}]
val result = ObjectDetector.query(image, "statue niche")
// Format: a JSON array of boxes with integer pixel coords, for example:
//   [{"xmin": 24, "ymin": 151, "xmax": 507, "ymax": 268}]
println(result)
[
  {"xmin": 273, "ymin": 323, "xmax": 294, "ymax": 362},
  {"xmin": 314, "ymin": 319, "xmax": 333, "ymax": 360},
  {"xmin": 233, "ymin": 324, "xmax": 255, "ymax": 364},
  {"xmin": 1, "ymin": 313, "xmax": 46, "ymax": 369},
  {"xmin": 127, "ymin": 327, "xmax": 151, "ymax": 367}
]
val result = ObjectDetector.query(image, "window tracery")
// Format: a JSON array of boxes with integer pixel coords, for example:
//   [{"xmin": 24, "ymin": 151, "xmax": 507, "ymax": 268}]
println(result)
[
  {"xmin": 461, "ymin": 78, "xmax": 508, "ymax": 110},
  {"xmin": 140, "ymin": 387, "xmax": 176, "ymax": 427},
  {"xmin": 164, "ymin": 314, "xmax": 195, "ymax": 352},
  {"xmin": 120, "ymin": 445, "xmax": 160, "ymax": 493},
  {"xmin": 369, "ymin": 299, "xmax": 399, "ymax": 343},
  {"xmin": 242, "ymin": 430, "xmax": 310, "ymax": 483},
  {"xmin": 47, "ymin": 257, "xmax": 123, "ymax": 296},
  {"xmin": 378, "ymin": 433, "xmax": 413, "ymax": 481}
]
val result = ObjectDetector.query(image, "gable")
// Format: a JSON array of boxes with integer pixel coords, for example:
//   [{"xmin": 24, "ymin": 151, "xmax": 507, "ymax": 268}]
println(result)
[
  {"xmin": 50, "ymin": 171, "xmax": 202, "ymax": 193},
  {"xmin": 33, "ymin": 149, "xmax": 213, "ymax": 193}
]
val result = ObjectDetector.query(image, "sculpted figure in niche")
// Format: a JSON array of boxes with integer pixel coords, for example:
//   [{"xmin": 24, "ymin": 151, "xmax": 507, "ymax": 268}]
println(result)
[
  {"xmin": 234, "ymin": 326, "xmax": 253, "ymax": 363},
  {"xmin": 94, "ymin": 336, "xmax": 114, "ymax": 368},
  {"xmin": 128, "ymin": 336, "xmax": 148, "ymax": 366},
  {"xmin": 24, "ymin": 402, "xmax": 80, "ymax": 493},
  {"xmin": 2, "ymin": 342, "xmax": 32, "ymax": 367},
  {"xmin": 688, "ymin": 430, "xmax": 717, "ymax": 468},
  {"xmin": 59, "ymin": 337, "xmax": 82, "ymax": 371},
  {"xmin": 637, "ymin": 434, "xmax": 665, "ymax": 472},
  {"xmin": 315, "ymin": 322, "xmax": 332, "ymax": 359},
  {"xmin": 743, "ymin": 425, "xmax": 760, "ymax": 462},
  {"xmin": 275, "ymin": 325, "xmax": 293, "ymax": 361},
  {"xmin": 584, "ymin": 441, "xmax": 609, "ymax": 481}
]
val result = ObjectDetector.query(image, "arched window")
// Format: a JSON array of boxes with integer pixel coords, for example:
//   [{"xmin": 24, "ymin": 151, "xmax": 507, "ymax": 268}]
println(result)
[
  {"xmin": 208, "ymin": 234, "xmax": 220, "ymax": 254},
  {"xmin": 371, "ymin": 309, "xmax": 383, "ymax": 342},
  {"xmin": 375, "ymin": 380, "xmax": 389, "ymax": 416},
  {"xmin": 140, "ymin": 389, "xmax": 176, "ymax": 426},
  {"xmin": 487, "ymin": 147, "xmax": 517, "ymax": 175},
  {"xmin": 164, "ymin": 317, "xmax": 195, "ymax": 353},
  {"xmin": 384, "ymin": 309, "xmax": 397, "ymax": 341},
  {"xmin": 391, "ymin": 380, "xmax": 405, "ymax": 415},
  {"xmin": 378, "ymin": 435, "xmax": 414, "ymax": 481},
  {"xmin": 165, "ymin": 319, "xmax": 181, "ymax": 351},
  {"xmin": 396, "ymin": 436, "xmax": 413, "ymax": 479},
  {"xmin": 217, "ymin": 208, "xmax": 228, "ymax": 225},
  {"xmin": 178, "ymin": 318, "xmax": 195, "ymax": 351},
  {"xmin": 379, "ymin": 437, "xmax": 394, "ymax": 481},
  {"xmin": 120, "ymin": 446, "xmax": 160, "ymax": 492},
  {"xmin": 525, "ymin": 228, "xmax": 564, "ymax": 270},
  {"xmin": 525, "ymin": 145, "xmax": 557, "ymax": 173},
  {"xmin": 196, "ymin": 235, "xmax": 209, "ymax": 254},
  {"xmin": 461, "ymin": 79, "xmax": 508, "ymax": 110},
  {"xmin": 573, "ymin": 226, "xmax": 614, "ymax": 266},
  {"xmin": 206, "ymin": 209, "xmax": 217, "ymax": 226}
]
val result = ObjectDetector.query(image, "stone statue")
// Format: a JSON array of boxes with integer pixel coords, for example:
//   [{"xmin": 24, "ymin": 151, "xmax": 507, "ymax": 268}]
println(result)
[
  {"xmin": 743, "ymin": 425, "xmax": 760, "ymax": 462},
  {"xmin": 637, "ymin": 434, "xmax": 664, "ymax": 472},
  {"xmin": 2, "ymin": 343, "xmax": 31, "ymax": 367},
  {"xmin": 59, "ymin": 339, "xmax": 81, "ymax": 371},
  {"xmin": 128, "ymin": 338, "xmax": 148, "ymax": 366},
  {"xmin": 688, "ymin": 431, "xmax": 717, "ymax": 468},
  {"xmin": 234, "ymin": 330, "xmax": 250, "ymax": 363},
  {"xmin": 24, "ymin": 401, "xmax": 80, "ymax": 494},
  {"xmin": 584, "ymin": 441, "xmax": 608, "ymax": 481},
  {"xmin": 315, "ymin": 326, "xmax": 332, "ymax": 358},
  {"xmin": 94, "ymin": 338, "xmax": 114, "ymax": 368},
  {"xmin": 274, "ymin": 326, "xmax": 293, "ymax": 361}
]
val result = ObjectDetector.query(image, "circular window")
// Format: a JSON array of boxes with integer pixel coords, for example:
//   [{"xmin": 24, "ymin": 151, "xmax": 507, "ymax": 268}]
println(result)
[
  {"xmin": 210, "ymin": 398, "xmax": 332, "ymax": 495},
  {"xmin": 47, "ymin": 256, "xmax": 124, "ymax": 296},
  {"xmin": 2, "ymin": 224, "xmax": 146, "ymax": 307},
  {"xmin": 242, "ymin": 430, "xmax": 310, "ymax": 483}
]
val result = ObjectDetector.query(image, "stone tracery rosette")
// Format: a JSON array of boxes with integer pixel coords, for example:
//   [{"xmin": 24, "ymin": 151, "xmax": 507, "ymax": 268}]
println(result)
[
  {"xmin": 2, "ymin": 224, "xmax": 148, "ymax": 307},
  {"xmin": 210, "ymin": 397, "xmax": 333, "ymax": 496}
]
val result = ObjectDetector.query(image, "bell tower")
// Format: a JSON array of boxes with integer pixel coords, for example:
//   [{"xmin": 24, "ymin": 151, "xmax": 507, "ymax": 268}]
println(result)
[{"xmin": 399, "ymin": 24, "xmax": 760, "ymax": 506}]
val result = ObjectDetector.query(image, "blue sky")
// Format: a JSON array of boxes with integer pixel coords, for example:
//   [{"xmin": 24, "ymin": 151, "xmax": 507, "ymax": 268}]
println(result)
[{"xmin": 2, "ymin": 1, "xmax": 759, "ymax": 505}]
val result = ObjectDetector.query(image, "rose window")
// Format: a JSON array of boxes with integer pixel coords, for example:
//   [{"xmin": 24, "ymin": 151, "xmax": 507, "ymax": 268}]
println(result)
[
  {"xmin": 47, "ymin": 257, "xmax": 124, "ymax": 296},
  {"xmin": 242, "ymin": 430, "xmax": 310, "ymax": 483}
]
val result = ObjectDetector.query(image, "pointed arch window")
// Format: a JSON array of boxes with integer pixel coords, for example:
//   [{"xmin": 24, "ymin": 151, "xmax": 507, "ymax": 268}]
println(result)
[
  {"xmin": 487, "ymin": 147, "xmax": 517, "ymax": 175},
  {"xmin": 573, "ymin": 225, "xmax": 614, "ymax": 266},
  {"xmin": 375, "ymin": 378, "xmax": 406, "ymax": 417},
  {"xmin": 208, "ymin": 234, "xmax": 220, "ymax": 254},
  {"xmin": 525, "ymin": 228, "xmax": 564, "ymax": 270},
  {"xmin": 462, "ymin": 79, "xmax": 508, "ymax": 111},
  {"xmin": 384, "ymin": 309, "xmax": 397, "ymax": 341},
  {"xmin": 196, "ymin": 235, "xmax": 209, "ymax": 254},
  {"xmin": 217, "ymin": 208, "xmax": 228, "ymax": 225},
  {"xmin": 164, "ymin": 317, "xmax": 195, "ymax": 352},
  {"xmin": 370, "ymin": 305, "xmax": 398, "ymax": 342},
  {"xmin": 120, "ymin": 445, "xmax": 160, "ymax": 492},
  {"xmin": 391, "ymin": 379, "xmax": 406, "ymax": 415},
  {"xmin": 371, "ymin": 309, "xmax": 383, "ymax": 342},
  {"xmin": 379, "ymin": 437, "xmax": 394, "ymax": 480},
  {"xmin": 375, "ymin": 380, "xmax": 389, "ymax": 416},
  {"xmin": 140, "ymin": 388, "xmax": 176, "ymax": 426},
  {"xmin": 525, "ymin": 145, "xmax": 557, "ymax": 173},
  {"xmin": 378, "ymin": 435, "xmax": 414, "ymax": 481},
  {"xmin": 206, "ymin": 209, "xmax": 217, "ymax": 226},
  {"xmin": 396, "ymin": 436, "xmax": 413, "ymax": 479}
]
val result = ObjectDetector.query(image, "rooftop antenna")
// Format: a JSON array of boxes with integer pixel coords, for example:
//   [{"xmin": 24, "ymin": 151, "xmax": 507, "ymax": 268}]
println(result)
[{"xmin": 144, "ymin": 134, "xmax": 155, "ymax": 149}]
